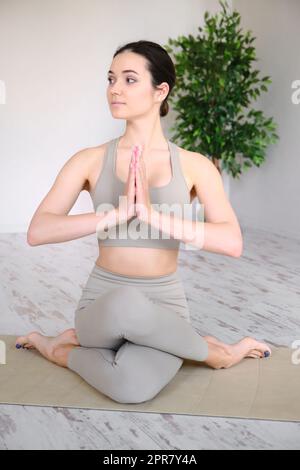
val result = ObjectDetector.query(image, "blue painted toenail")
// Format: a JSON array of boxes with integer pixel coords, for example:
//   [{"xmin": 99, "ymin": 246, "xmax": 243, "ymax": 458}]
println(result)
[
  {"xmin": 16, "ymin": 344, "xmax": 22, "ymax": 349},
  {"xmin": 264, "ymin": 351, "xmax": 270, "ymax": 357}
]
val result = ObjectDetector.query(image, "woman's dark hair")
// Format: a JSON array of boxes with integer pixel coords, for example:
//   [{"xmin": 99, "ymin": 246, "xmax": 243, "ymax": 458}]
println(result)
[{"xmin": 113, "ymin": 40, "xmax": 176, "ymax": 117}]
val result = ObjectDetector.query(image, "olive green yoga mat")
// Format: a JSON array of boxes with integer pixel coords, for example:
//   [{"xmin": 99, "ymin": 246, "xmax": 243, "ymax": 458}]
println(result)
[{"xmin": 0, "ymin": 335, "xmax": 299, "ymax": 422}]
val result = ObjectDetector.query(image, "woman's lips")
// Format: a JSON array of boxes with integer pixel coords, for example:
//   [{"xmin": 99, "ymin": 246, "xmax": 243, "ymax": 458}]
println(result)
[{"xmin": 112, "ymin": 102, "xmax": 125, "ymax": 105}]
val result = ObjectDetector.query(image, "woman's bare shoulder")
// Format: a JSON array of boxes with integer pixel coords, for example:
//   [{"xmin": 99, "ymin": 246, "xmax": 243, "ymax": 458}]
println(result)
[
  {"xmin": 177, "ymin": 145, "xmax": 208, "ymax": 177},
  {"xmin": 177, "ymin": 144, "xmax": 207, "ymax": 163},
  {"xmin": 80, "ymin": 140, "xmax": 111, "ymax": 191},
  {"xmin": 176, "ymin": 145, "xmax": 209, "ymax": 200}
]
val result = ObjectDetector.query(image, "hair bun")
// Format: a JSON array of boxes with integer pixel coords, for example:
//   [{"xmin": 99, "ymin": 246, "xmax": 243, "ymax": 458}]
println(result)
[{"xmin": 160, "ymin": 99, "xmax": 169, "ymax": 117}]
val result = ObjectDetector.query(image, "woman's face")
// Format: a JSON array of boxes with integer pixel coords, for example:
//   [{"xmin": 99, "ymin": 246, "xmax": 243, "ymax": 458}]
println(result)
[{"xmin": 106, "ymin": 51, "xmax": 166, "ymax": 118}]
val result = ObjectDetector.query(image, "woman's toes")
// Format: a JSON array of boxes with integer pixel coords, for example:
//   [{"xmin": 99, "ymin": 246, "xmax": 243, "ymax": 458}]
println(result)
[
  {"xmin": 246, "ymin": 349, "xmax": 263, "ymax": 358},
  {"xmin": 15, "ymin": 331, "xmax": 40, "ymax": 349},
  {"xmin": 243, "ymin": 337, "xmax": 272, "ymax": 357},
  {"xmin": 15, "ymin": 336, "xmax": 28, "ymax": 348},
  {"xmin": 259, "ymin": 342, "xmax": 272, "ymax": 357},
  {"xmin": 24, "ymin": 343, "xmax": 35, "ymax": 349}
]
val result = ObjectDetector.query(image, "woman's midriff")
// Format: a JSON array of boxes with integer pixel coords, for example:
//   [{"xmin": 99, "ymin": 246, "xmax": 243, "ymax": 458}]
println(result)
[
  {"xmin": 95, "ymin": 244, "xmax": 179, "ymax": 277},
  {"xmin": 90, "ymin": 143, "xmax": 197, "ymax": 277}
]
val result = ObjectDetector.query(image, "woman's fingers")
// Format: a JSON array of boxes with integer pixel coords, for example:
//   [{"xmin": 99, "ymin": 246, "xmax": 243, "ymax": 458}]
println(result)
[
  {"xmin": 134, "ymin": 146, "xmax": 145, "ymax": 185},
  {"xmin": 122, "ymin": 144, "xmax": 145, "ymax": 219},
  {"xmin": 126, "ymin": 148, "xmax": 137, "ymax": 216},
  {"xmin": 129, "ymin": 157, "xmax": 136, "ymax": 195}
]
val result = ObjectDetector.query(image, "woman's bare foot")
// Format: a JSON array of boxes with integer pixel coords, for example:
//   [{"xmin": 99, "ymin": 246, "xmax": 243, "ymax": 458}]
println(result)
[
  {"xmin": 204, "ymin": 335, "xmax": 271, "ymax": 359},
  {"xmin": 203, "ymin": 335, "xmax": 272, "ymax": 369},
  {"xmin": 15, "ymin": 328, "xmax": 80, "ymax": 368}
]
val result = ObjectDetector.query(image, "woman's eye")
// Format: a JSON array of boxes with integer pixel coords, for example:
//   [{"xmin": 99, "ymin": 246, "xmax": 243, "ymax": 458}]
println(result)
[{"xmin": 107, "ymin": 77, "xmax": 136, "ymax": 84}]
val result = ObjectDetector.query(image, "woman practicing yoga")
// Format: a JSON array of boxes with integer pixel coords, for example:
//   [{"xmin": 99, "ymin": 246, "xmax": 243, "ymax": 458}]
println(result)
[{"xmin": 16, "ymin": 41, "xmax": 271, "ymax": 404}]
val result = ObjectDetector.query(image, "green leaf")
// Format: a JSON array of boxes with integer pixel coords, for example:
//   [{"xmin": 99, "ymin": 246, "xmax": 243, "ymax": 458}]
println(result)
[{"xmin": 163, "ymin": 0, "xmax": 279, "ymax": 178}]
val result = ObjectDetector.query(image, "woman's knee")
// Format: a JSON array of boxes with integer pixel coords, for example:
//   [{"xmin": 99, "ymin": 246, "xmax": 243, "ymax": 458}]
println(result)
[
  {"xmin": 111, "ymin": 380, "xmax": 161, "ymax": 404},
  {"xmin": 111, "ymin": 358, "xmax": 182, "ymax": 404}
]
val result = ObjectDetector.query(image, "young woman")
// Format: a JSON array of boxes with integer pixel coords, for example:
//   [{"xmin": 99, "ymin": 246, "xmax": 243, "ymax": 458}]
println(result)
[{"xmin": 16, "ymin": 41, "xmax": 271, "ymax": 404}]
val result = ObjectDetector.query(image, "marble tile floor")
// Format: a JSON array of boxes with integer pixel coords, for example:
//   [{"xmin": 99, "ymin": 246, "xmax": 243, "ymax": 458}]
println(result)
[{"xmin": 0, "ymin": 226, "xmax": 299, "ymax": 450}]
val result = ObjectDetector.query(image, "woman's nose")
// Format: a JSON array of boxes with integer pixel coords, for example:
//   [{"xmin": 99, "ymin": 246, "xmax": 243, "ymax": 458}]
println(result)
[{"xmin": 110, "ymin": 84, "xmax": 122, "ymax": 94}]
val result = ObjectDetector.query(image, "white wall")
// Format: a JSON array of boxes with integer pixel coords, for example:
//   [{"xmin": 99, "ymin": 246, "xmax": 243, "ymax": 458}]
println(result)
[
  {"xmin": 231, "ymin": 0, "xmax": 300, "ymax": 239},
  {"xmin": 4, "ymin": 1, "xmax": 297, "ymax": 240},
  {"xmin": 0, "ymin": 0, "xmax": 222, "ymax": 233}
]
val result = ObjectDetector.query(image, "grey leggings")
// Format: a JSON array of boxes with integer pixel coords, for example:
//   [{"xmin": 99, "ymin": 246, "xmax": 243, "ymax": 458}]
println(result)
[{"xmin": 67, "ymin": 263, "xmax": 209, "ymax": 404}]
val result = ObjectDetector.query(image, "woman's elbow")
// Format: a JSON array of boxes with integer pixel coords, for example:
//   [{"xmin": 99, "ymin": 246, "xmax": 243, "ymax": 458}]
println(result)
[
  {"xmin": 27, "ymin": 230, "xmax": 39, "ymax": 246},
  {"xmin": 27, "ymin": 224, "xmax": 43, "ymax": 246},
  {"xmin": 231, "ymin": 238, "xmax": 243, "ymax": 258}
]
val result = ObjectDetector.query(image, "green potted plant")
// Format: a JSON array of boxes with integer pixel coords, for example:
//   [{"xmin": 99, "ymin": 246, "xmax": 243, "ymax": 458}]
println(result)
[{"xmin": 164, "ymin": 0, "xmax": 279, "ymax": 182}]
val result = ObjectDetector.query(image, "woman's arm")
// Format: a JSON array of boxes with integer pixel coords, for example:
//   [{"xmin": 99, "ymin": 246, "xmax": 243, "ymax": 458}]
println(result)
[
  {"xmin": 145, "ymin": 153, "xmax": 243, "ymax": 257},
  {"xmin": 28, "ymin": 210, "xmax": 118, "ymax": 246},
  {"xmin": 145, "ymin": 210, "xmax": 242, "ymax": 256},
  {"xmin": 27, "ymin": 147, "xmax": 118, "ymax": 246}
]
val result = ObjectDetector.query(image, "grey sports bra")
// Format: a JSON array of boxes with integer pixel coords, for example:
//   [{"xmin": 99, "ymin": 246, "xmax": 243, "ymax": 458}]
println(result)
[{"xmin": 91, "ymin": 136, "xmax": 191, "ymax": 250}]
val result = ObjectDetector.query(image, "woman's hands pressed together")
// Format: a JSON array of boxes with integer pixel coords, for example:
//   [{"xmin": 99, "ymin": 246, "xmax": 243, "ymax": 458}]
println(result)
[
  {"xmin": 133, "ymin": 144, "xmax": 155, "ymax": 223},
  {"xmin": 117, "ymin": 146, "xmax": 137, "ymax": 224},
  {"xmin": 117, "ymin": 144, "xmax": 155, "ymax": 225}
]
